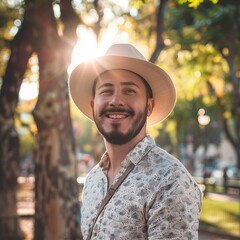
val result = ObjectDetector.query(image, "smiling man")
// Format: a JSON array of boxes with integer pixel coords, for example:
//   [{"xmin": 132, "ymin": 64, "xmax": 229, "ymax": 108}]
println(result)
[
  {"xmin": 92, "ymin": 70, "xmax": 153, "ymax": 146},
  {"xmin": 69, "ymin": 43, "xmax": 202, "ymax": 240}
]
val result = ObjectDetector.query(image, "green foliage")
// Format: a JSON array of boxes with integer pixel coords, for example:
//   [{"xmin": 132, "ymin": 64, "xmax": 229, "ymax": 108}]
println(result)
[
  {"xmin": 15, "ymin": 106, "xmax": 37, "ymax": 155},
  {"xmin": 129, "ymin": 0, "xmax": 153, "ymax": 10},
  {"xmin": 168, "ymin": 2, "xmax": 240, "ymax": 56},
  {"xmin": 166, "ymin": 1, "xmax": 240, "ymax": 145},
  {"xmin": 19, "ymin": 130, "xmax": 36, "ymax": 155},
  {"xmin": 178, "ymin": 0, "xmax": 219, "ymax": 9},
  {"xmin": 120, "ymin": 1, "xmax": 156, "ymax": 46},
  {"xmin": 0, "ymin": 1, "xmax": 23, "ymax": 41},
  {"xmin": 0, "ymin": 2, "xmax": 23, "ymax": 79},
  {"xmin": 200, "ymin": 197, "xmax": 240, "ymax": 235},
  {"xmin": 70, "ymin": 102, "xmax": 96, "ymax": 154}
]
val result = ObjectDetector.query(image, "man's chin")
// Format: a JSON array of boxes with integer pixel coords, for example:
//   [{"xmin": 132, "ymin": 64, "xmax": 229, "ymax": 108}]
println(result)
[
  {"xmin": 95, "ymin": 110, "xmax": 148, "ymax": 145},
  {"xmin": 103, "ymin": 131, "xmax": 133, "ymax": 145}
]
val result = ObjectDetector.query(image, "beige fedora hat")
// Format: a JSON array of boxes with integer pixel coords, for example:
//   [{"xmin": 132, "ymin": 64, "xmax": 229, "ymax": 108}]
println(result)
[{"xmin": 69, "ymin": 43, "xmax": 176, "ymax": 126}]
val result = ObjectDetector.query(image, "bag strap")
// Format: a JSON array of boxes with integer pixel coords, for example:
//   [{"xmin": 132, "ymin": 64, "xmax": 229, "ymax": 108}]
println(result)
[{"xmin": 86, "ymin": 162, "xmax": 135, "ymax": 240}]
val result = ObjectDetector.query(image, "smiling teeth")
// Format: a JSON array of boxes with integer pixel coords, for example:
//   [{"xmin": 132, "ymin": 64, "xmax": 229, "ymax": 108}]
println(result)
[{"xmin": 109, "ymin": 114, "xmax": 126, "ymax": 119}]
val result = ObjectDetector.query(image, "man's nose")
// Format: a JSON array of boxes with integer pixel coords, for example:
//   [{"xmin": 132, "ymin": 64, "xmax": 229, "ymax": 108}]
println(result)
[{"xmin": 109, "ymin": 91, "xmax": 124, "ymax": 106}]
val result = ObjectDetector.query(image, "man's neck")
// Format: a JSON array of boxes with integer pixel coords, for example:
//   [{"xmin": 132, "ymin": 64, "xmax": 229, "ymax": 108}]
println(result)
[
  {"xmin": 104, "ymin": 134, "xmax": 145, "ymax": 187},
  {"xmin": 104, "ymin": 133, "xmax": 146, "ymax": 172}
]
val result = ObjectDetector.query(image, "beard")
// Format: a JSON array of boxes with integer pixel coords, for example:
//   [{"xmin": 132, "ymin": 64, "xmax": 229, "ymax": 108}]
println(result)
[{"xmin": 94, "ymin": 106, "xmax": 148, "ymax": 145}]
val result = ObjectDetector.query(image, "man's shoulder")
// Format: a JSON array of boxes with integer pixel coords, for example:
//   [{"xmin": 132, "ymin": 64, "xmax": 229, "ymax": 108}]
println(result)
[
  {"xmin": 85, "ymin": 164, "xmax": 103, "ymax": 183},
  {"xmin": 149, "ymin": 145, "xmax": 180, "ymax": 167},
  {"xmin": 144, "ymin": 146, "xmax": 196, "ymax": 181}
]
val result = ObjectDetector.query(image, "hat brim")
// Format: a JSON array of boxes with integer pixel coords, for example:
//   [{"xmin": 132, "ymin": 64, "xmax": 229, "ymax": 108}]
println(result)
[{"xmin": 69, "ymin": 56, "xmax": 176, "ymax": 126}]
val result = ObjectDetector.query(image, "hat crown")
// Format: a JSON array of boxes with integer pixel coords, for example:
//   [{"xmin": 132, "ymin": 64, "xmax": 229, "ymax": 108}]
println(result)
[
  {"xmin": 69, "ymin": 43, "xmax": 176, "ymax": 126},
  {"xmin": 105, "ymin": 43, "xmax": 146, "ymax": 61}
]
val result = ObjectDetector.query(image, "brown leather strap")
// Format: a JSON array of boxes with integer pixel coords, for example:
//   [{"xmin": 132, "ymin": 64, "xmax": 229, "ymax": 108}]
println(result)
[{"xmin": 86, "ymin": 162, "xmax": 135, "ymax": 240}]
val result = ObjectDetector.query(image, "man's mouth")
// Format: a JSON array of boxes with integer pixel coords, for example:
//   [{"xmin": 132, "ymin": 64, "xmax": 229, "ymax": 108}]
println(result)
[
  {"xmin": 107, "ymin": 113, "xmax": 129, "ymax": 119},
  {"xmin": 100, "ymin": 108, "xmax": 133, "ymax": 119}
]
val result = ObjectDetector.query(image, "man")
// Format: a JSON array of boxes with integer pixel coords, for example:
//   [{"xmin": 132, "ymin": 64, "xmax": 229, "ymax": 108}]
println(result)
[{"xmin": 69, "ymin": 43, "xmax": 202, "ymax": 240}]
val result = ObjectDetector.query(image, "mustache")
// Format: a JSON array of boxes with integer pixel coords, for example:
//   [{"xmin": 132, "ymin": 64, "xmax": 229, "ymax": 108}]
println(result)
[{"xmin": 99, "ymin": 108, "xmax": 134, "ymax": 117}]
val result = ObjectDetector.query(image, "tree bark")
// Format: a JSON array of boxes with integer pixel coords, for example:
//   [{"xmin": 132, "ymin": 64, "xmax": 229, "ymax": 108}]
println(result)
[
  {"xmin": 218, "ymin": 12, "xmax": 240, "ymax": 169},
  {"xmin": 0, "ymin": 0, "xmax": 82, "ymax": 239},
  {"xmin": 27, "ymin": 1, "xmax": 82, "ymax": 239},
  {"xmin": 0, "ymin": 5, "xmax": 34, "ymax": 239},
  {"xmin": 149, "ymin": 0, "xmax": 167, "ymax": 63}
]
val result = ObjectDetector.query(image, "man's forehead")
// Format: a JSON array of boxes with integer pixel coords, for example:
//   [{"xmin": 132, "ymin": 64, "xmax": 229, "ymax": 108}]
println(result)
[
  {"xmin": 96, "ymin": 69, "xmax": 144, "ymax": 85},
  {"xmin": 96, "ymin": 80, "xmax": 140, "ymax": 88}
]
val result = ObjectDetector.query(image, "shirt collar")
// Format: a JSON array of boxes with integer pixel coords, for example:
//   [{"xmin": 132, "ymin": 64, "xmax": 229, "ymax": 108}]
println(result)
[{"xmin": 99, "ymin": 135, "xmax": 155, "ymax": 170}]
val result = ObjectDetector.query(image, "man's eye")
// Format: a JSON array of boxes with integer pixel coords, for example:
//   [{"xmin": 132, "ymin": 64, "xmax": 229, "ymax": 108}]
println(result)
[
  {"xmin": 100, "ymin": 89, "xmax": 112, "ymax": 94},
  {"xmin": 125, "ymin": 89, "xmax": 136, "ymax": 94}
]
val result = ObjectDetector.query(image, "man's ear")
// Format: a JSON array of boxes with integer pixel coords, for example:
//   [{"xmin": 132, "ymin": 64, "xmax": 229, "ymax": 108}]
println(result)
[
  {"xmin": 90, "ymin": 99, "xmax": 94, "ymax": 111},
  {"xmin": 147, "ymin": 99, "xmax": 155, "ymax": 117}
]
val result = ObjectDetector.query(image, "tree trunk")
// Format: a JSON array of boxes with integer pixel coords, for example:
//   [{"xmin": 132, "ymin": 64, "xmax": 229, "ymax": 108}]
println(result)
[
  {"xmin": 27, "ymin": 1, "xmax": 82, "ymax": 239},
  {"xmin": 1, "ymin": 0, "xmax": 82, "ymax": 239},
  {"xmin": 219, "ymin": 13, "xmax": 240, "ymax": 169},
  {"xmin": 225, "ymin": 56, "xmax": 240, "ymax": 170},
  {"xmin": 149, "ymin": 0, "xmax": 167, "ymax": 63},
  {"xmin": 0, "ymin": 6, "xmax": 34, "ymax": 239}
]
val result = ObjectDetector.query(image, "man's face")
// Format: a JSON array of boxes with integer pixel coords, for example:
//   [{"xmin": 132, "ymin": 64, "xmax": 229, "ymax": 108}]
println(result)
[{"xmin": 91, "ymin": 70, "xmax": 154, "ymax": 145}]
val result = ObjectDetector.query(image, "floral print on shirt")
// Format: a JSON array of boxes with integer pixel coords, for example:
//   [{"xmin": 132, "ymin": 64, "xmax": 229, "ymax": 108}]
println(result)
[{"xmin": 81, "ymin": 136, "xmax": 202, "ymax": 240}]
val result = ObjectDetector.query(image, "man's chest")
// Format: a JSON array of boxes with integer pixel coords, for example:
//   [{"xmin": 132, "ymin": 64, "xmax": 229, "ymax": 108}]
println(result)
[{"xmin": 81, "ymin": 179, "xmax": 150, "ymax": 239}]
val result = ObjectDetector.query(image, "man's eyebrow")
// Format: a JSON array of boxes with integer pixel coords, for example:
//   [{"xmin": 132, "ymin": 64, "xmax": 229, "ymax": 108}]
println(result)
[
  {"xmin": 97, "ymin": 81, "xmax": 140, "ymax": 89},
  {"xmin": 96, "ymin": 82, "xmax": 113, "ymax": 90},
  {"xmin": 120, "ymin": 81, "xmax": 140, "ymax": 88}
]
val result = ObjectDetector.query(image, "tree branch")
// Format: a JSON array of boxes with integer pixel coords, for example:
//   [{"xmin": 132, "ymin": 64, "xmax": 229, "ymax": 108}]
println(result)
[{"xmin": 149, "ymin": 0, "xmax": 168, "ymax": 63}]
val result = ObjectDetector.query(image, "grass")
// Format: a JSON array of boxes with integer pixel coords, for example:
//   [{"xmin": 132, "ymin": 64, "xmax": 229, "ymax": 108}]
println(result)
[{"xmin": 200, "ymin": 196, "xmax": 240, "ymax": 236}]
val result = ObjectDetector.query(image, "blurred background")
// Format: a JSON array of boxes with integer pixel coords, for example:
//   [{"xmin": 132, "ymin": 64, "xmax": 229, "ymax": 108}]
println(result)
[{"xmin": 0, "ymin": 0, "xmax": 239, "ymax": 239}]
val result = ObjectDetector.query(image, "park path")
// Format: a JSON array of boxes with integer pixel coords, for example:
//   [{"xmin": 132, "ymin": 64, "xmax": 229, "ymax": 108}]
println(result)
[{"xmin": 199, "ymin": 229, "xmax": 240, "ymax": 240}]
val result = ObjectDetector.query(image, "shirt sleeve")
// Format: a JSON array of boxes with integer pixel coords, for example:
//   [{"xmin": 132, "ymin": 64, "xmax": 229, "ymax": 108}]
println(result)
[{"xmin": 147, "ymin": 166, "xmax": 202, "ymax": 240}]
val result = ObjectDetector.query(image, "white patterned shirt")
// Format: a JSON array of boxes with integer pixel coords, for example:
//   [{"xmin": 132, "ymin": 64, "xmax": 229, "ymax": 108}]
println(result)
[{"xmin": 81, "ymin": 136, "xmax": 202, "ymax": 239}]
